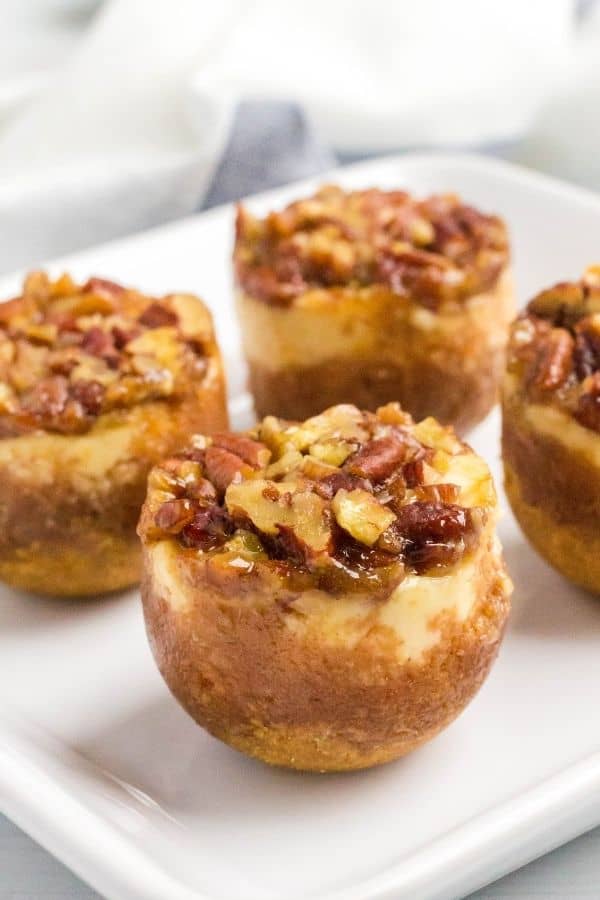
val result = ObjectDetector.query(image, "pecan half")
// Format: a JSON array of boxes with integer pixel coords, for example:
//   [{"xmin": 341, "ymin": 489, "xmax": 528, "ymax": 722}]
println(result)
[
  {"xmin": 527, "ymin": 328, "xmax": 574, "ymax": 393},
  {"xmin": 211, "ymin": 433, "xmax": 271, "ymax": 468}
]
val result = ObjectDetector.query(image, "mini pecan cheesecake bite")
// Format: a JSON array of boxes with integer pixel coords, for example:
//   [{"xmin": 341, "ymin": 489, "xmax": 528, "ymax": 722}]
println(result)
[
  {"xmin": 234, "ymin": 185, "xmax": 513, "ymax": 433},
  {"xmin": 503, "ymin": 267, "xmax": 600, "ymax": 593},
  {"xmin": 139, "ymin": 403, "xmax": 511, "ymax": 772},
  {"xmin": 0, "ymin": 272, "xmax": 227, "ymax": 596}
]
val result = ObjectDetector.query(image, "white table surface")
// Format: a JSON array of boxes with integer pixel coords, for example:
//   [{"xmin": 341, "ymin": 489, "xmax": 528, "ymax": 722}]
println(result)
[{"xmin": 1, "ymin": 813, "xmax": 599, "ymax": 899}]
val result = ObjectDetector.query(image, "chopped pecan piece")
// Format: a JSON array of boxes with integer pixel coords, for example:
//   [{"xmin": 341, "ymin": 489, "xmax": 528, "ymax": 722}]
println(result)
[
  {"xmin": 155, "ymin": 498, "xmax": 198, "ymax": 534},
  {"xmin": 385, "ymin": 501, "xmax": 476, "ymax": 572},
  {"xmin": 403, "ymin": 458, "xmax": 425, "ymax": 488},
  {"xmin": 575, "ymin": 373, "xmax": 600, "ymax": 432},
  {"xmin": 312, "ymin": 470, "xmax": 371, "ymax": 500},
  {"xmin": 10, "ymin": 340, "xmax": 49, "ymax": 392},
  {"xmin": 225, "ymin": 480, "xmax": 332, "ymax": 554},
  {"xmin": 186, "ymin": 476, "xmax": 218, "ymax": 502},
  {"xmin": 21, "ymin": 375, "xmax": 69, "ymax": 418},
  {"xmin": 180, "ymin": 505, "xmax": 233, "ymax": 549},
  {"xmin": 23, "ymin": 323, "xmax": 57, "ymax": 345},
  {"xmin": 272, "ymin": 498, "xmax": 333, "ymax": 563},
  {"xmin": 82, "ymin": 277, "xmax": 125, "ymax": 298},
  {"xmin": 415, "ymin": 483, "xmax": 460, "ymax": 504},
  {"xmin": 203, "ymin": 446, "xmax": 248, "ymax": 494},
  {"xmin": 103, "ymin": 372, "xmax": 173, "ymax": 408},
  {"xmin": 309, "ymin": 439, "xmax": 355, "ymax": 467},
  {"xmin": 111, "ymin": 324, "xmax": 141, "ymax": 349},
  {"xmin": 344, "ymin": 433, "xmax": 411, "ymax": 481},
  {"xmin": 70, "ymin": 379, "xmax": 105, "ymax": 415},
  {"xmin": 573, "ymin": 332, "xmax": 598, "ymax": 380},
  {"xmin": 332, "ymin": 488, "xmax": 395, "ymax": 546},
  {"xmin": 81, "ymin": 327, "xmax": 120, "ymax": 367},
  {"xmin": 47, "ymin": 347, "xmax": 80, "ymax": 376},
  {"xmin": 573, "ymin": 317, "xmax": 600, "ymax": 380},
  {"xmin": 0, "ymin": 383, "xmax": 17, "ymax": 416},
  {"xmin": 148, "ymin": 465, "xmax": 182, "ymax": 495},
  {"xmin": 138, "ymin": 302, "xmax": 178, "ymax": 328},
  {"xmin": 527, "ymin": 281, "xmax": 585, "ymax": 327}
]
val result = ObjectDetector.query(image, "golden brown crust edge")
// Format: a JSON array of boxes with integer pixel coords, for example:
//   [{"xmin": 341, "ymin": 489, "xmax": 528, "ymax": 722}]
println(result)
[
  {"xmin": 238, "ymin": 268, "xmax": 515, "ymax": 434},
  {"xmin": 248, "ymin": 353, "xmax": 499, "ymax": 435},
  {"xmin": 502, "ymin": 390, "xmax": 600, "ymax": 594},
  {"xmin": 0, "ymin": 360, "xmax": 228, "ymax": 597},
  {"xmin": 140, "ymin": 540, "xmax": 510, "ymax": 772}
]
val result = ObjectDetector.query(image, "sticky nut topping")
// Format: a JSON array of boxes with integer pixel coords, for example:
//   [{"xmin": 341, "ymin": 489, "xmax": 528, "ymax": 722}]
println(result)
[
  {"xmin": 507, "ymin": 267, "xmax": 600, "ymax": 432},
  {"xmin": 143, "ymin": 404, "xmax": 493, "ymax": 597},
  {"xmin": 234, "ymin": 185, "xmax": 509, "ymax": 309},
  {"xmin": 0, "ymin": 272, "xmax": 212, "ymax": 436}
]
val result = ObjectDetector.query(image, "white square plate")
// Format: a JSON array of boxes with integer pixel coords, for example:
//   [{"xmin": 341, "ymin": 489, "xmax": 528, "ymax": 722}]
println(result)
[{"xmin": 1, "ymin": 153, "xmax": 600, "ymax": 900}]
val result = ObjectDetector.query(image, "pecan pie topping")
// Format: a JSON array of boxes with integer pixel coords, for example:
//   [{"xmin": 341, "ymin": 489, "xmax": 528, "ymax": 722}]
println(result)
[
  {"xmin": 0, "ymin": 272, "xmax": 212, "ymax": 436},
  {"xmin": 142, "ymin": 404, "xmax": 492, "ymax": 597},
  {"xmin": 234, "ymin": 185, "xmax": 509, "ymax": 309},
  {"xmin": 507, "ymin": 267, "xmax": 600, "ymax": 432}
]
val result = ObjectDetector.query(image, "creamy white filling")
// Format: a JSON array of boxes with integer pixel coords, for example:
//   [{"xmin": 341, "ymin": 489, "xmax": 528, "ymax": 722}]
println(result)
[
  {"xmin": 237, "ymin": 268, "xmax": 513, "ymax": 370},
  {"xmin": 287, "ymin": 533, "xmax": 497, "ymax": 663},
  {"xmin": 0, "ymin": 420, "xmax": 136, "ymax": 487},
  {"xmin": 525, "ymin": 403, "xmax": 600, "ymax": 467},
  {"xmin": 504, "ymin": 373, "xmax": 600, "ymax": 468},
  {"xmin": 150, "ymin": 542, "xmax": 192, "ymax": 614},
  {"xmin": 152, "ymin": 521, "xmax": 502, "ymax": 665}
]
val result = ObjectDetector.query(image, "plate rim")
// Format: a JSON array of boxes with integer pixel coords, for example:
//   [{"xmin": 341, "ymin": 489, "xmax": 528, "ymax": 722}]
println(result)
[
  {"xmin": 3, "ymin": 149, "xmax": 600, "ymax": 290},
  {"xmin": 2, "ymin": 714, "xmax": 599, "ymax": 900}
]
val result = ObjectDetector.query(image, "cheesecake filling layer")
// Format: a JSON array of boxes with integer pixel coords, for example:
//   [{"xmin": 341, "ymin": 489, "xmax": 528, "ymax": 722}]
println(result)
[
  {"xmin": 148, "ymin": 519, "xmax": 506, "ymax": 665},
  {"xmin": 504, "ymin": 371, "xmax": 600, "ymax": 469},
  {"xmin": 237, "ymin": 268, "xmax": 514, "ymax": 371}
]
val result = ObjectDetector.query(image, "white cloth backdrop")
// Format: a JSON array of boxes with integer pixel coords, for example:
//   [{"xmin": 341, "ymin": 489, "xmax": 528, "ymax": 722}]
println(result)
[{"xmin": 1, "ymin": 0, "xmax": 600, "ymax": 272}]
